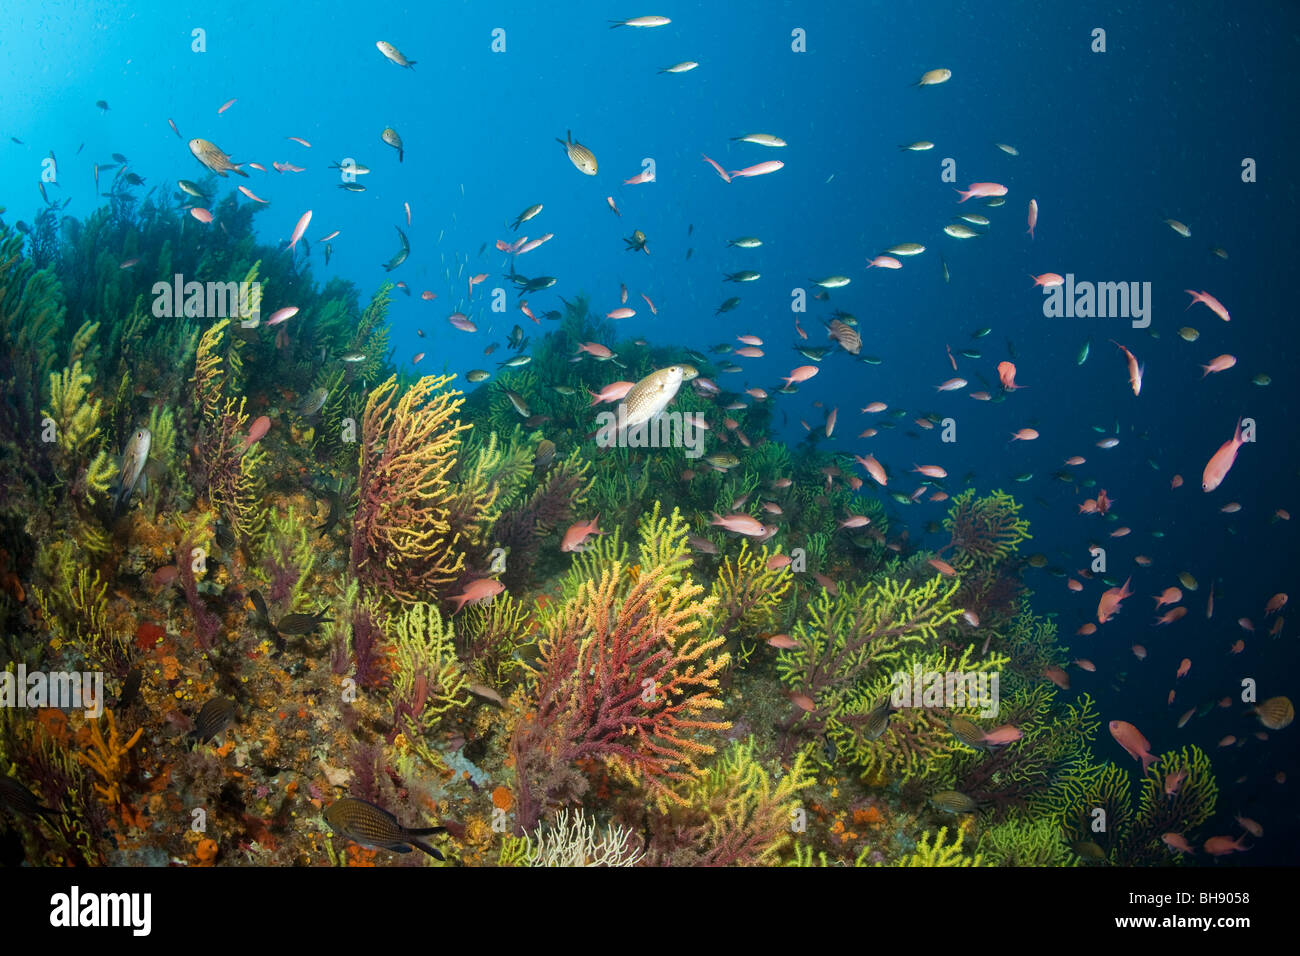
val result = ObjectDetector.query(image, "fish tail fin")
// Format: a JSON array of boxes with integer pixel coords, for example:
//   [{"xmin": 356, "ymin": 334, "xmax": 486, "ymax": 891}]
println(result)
[
  {"xmin": 405, "ymin": 825, "xmax": 446, "ymax": 837},
  {"xmin": 409, "ymin": 838, "xmax": 444, "ymax": 860},
  {"xmin": 1141, "ymin": 751, "xmax": 1157, "ymax": 774},
  {"xmin": 233, "ymin": 165, "xmax": 249, "ymax": 178}
]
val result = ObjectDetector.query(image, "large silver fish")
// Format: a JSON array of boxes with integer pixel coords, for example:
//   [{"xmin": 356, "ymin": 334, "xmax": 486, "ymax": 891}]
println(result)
[
  {"xmin": 116, "ymin": 427, "xmax": 151, "ymax": 511},
  {"xmin": 620, "ymin": 365, "xmax": 684, "ymax": 430}
]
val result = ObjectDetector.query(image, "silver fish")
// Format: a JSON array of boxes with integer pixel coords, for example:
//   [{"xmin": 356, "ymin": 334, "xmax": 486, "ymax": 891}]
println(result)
[
  {"xmin": 116, "ymin": 427, "xmax": 152, "ymax": 510},
  {"xmin": 621, "ymin": 366, "xmax": 684, "ymax": 430}
]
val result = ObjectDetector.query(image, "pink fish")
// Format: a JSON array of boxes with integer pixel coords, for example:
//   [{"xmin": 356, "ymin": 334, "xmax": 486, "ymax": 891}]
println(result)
[
  {"xmin": 710, "ymin": 512, "xmax": 767, "ymax": 537},
  {"xmin": 267, "ymin": 306, "xmax": 299, "ymax": 326},
  {"xmin": 737, "ymin": 334, "xmax": 763, "ymax": 346},
  {"xmin": 701, "ymin": 153, "xmax": 732, "ymax": 183},
  {"xmin": 1030, "ymin": 272, "xmax": 1064, "ymax": 288},
  {"xmin": 1202, "ymin": 418, "xmax": 1244, "ymax": 492},
  {"xmin": 238, "ymin": 185, "xmax": 269, "ymax": 203},
  {"xmin": 913, "ymin": 465, "xmax": 947, "ymax": 478},
  {"xmin": 450, "ymin": 578, "xmax": 505, "ymax": 613},
  {"xmin": 640, "ymin": 292, "xmax": 657, "ymax": 315},
  {"xmin": 516, "ymin": 234, "xmax": 552, "ymax": 255},
  {"xmin": 980, "ymin": 725, "xmax": 1023, "ymax": 746},
  {"xmin": 286, "ymin": 136, "xmax": 311, "ymax": 148},
  {"xmin": 288, "ymin": 209, "xmax": 312, "ymax": 250},
  {"xmin": 728, "ymin": 160, "xmax": 784, "ymax": 178},
  {"xmin": 1164, "ymin": 769, "xmax": 1187, "ymax": 796},
  {"xmin": 854, "ymin": 454, "xmax": 887, "ymax": 487},
  {"xmin": 1162, "ymin": 833, "xmax": 1194, "ymax": 854},
  {"xmin": 587, "ymin": 381, "xmax": 635, "ymax": 406},
  {"xmin": 248, "ymin": 162, "xmax": 267, "ymax": 172},
  {"xmin": 168, "ymin": 118, "xmax": 181, "ymax": 138},
  {"xmin": 765, "ymin": 633, "xmax": 798, "ymax": 649},
  {"xmin": 1026, "ymin": 198, "xmax": 1038, "ymax": 239},
  {"xmin": 1109, "ymin": 340, "xmax": 1143, "ymax": 396},
  {"xmin": 318, "ymin": 230, "xmax": 340, "ymax": 242},
  {"xmin": 1202, "ymin": 834, "xmax": 1250, "ymax": 857},
  {"xmin": 1097, "ymin": 577, "xmax": 1133, "ymax": 624},
  {"xmin": 190, "ymin": 207, "xmax": 213, "ymax": 223},
  {"xmin": 837, "ymin": 515, "xmax": 871, "ymax": 529},
  {"xmin": 623, "ymin": 168, "xmax": 654, "ymax": 185},
  {"xmin": 240, "ymin": 415, "xmax": 271, "ymax": 453},
  {"xmin": 997, "ymin": 361, "xmax": 1023, "ymax": 391},
  {"xmin": 782, "ymin": 365, "xmax": 818, "ymax": 386},
  {"xmin": 576, "ymin": 342, "xmax": 613, "ymax": 359},
  {"xmin": 422, "ymin": 291, "xmax": 437, "ymax": 301},
  {"xmin": 1185, "ymin": 289, "xmax": 1230, "ymax": 322},
  {"xmin": 867, "ymin": 256, "xmax": 902, "ymax": 269},
  {"xmin": 1176, "ymin": 658, "xmax": 1191, "ymax": 679},
  {"xmin": 448, "ymin": 313, "xmax": 477, "ymax": 332},
  {"xmin": 606, "ymin": 307, "xmax": 636, "ymax": 320},
  {"xmin": 955, "ymin": 182, "xmax": 1007, "ymax": 202},
  {"xmin": 1200, "ymin": 354, "xmax": 1236, "ymax": 377},
  {"xmin": 1108, "ymin": 719, "xmax": 1157, "ymax": 773},
  {"xmin": 936, "ymin": 377, "xmax": 967, "ymax": 391},
  {"xmin": 218, "ymin": 98, "xmax": 237, "ymax": 114},
  {"xmin": 560, "ymin": 515, "xmax": 604, "ymax": 552},
  {"xmin": 735, "ymin": 346, "xmax": 764, "ymax": 358}
]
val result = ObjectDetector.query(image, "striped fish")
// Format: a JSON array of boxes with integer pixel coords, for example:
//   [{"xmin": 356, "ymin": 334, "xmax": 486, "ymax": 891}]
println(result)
[
  {"xmin": 556, "ymin": 130, "xmax": 597, "ymax": 175},
  {"xmin": 188, "ymin": 138, "xmax": 248, "ymax": 178},
  {"xmin": 827, "ymin": 319, "xmax": 861, "ymax": 355},
  {"xmin": 325, "ymin": 797, "xmax": 445, "ymax": 859}
]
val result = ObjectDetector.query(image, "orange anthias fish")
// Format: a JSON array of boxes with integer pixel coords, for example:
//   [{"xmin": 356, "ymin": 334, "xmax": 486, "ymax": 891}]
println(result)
[
  {"xmin": 1097, "ymin": 577, "xmax": 1133, "ymax": 624},
  {"xmin": 1184, "ymin": 289, "xmax": 1230, "ymax": 322},
  {"xmin": 560, "ymin": 515, "xmax": 605, "ymax": 553},
  {"xmin": 1201, "ymin": 418, "xmax": 1245, "ymax": 492},
  {"xmin": 1109, "ymin": 719, "xmax": 1157, "ymax": 773},
  {"xmin": 996, "ymin": 361, "xmax": 1023, "ymax": 391},
  {"xmin": 1108, "ymin": 340, "xmax": 1143, "ymax": 396}
]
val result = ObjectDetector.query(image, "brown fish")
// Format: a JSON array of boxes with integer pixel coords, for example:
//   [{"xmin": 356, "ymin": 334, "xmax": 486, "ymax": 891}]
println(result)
[
  {"xmin": 188, "ymin": 138, "xmax": 249, "ymax": 177},
  {"xmin": 189, "ymin": 697, "xmax": 237, "ymax": 743},
  {"xmin": 828, "ymin": 318, "xmax": 861, "ymax": 355},
  {"xmin": 325, "ymin": 797, "xmax": 445, "ymax": 859}
]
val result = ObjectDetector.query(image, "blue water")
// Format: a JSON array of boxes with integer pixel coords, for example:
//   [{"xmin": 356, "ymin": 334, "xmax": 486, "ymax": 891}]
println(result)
[{"xmin": 2, "ymin": 0, "xmax": 1294, "ymax": 863}]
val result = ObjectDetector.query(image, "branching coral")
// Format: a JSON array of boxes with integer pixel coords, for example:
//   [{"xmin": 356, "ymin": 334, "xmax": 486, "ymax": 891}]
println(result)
[
  {"xmin": 458, "ymin": 592, "xmax": 536, "ymax": 690},
  {"xmin": 939, "ymin": 489, "xmax": 1031, "ymax": 571},
  {"xmin": 76, "ymin": 709, "xmax": 142, "ymax": 808},
  {"xmin": 260, "ymin": 506, "xmax": 317, "ymax": 611},
  {"xmin": 518, "ymin": 808, "xmax": 646, "ymax": 867},
  {"xmin": 976, "ymin": 810, "xmax": 1076, "ymax": 866},
  {"xmin": 650, "ymin": 737, "xmax": 814, "ymax": 866},
  {"xmin": 705, "ymin": 541, "xmax": 793, "ymax": 646},
  {"xmin": 509, "ymin": 506, "xmax": 731, "ymax": 832},
  {"xmin": 198, "ymin": 396, "xmax": 268, "ymax": 545},
  {"xmin": 388, "ymin": 602, "xmax": 470, "ymax": 758},
  {"xmin": 175, "ymin": 511, "xmax": 222, "ymax": 651},
  {"xmin": 348, "ymin": 374, "xmax": 475, "ymax": 602},
  {"xmin": 775, "ymin": 574, "xmax": 964, "ymax": 753},
  {"xmin": 887, "ymin": 826, "xmax": 987, "ymax": 867},
  {"xmin": 491, "ymin": 445, "xmax": 594, "ymax": 591},
  {"xmin": 829, "ymin": 645, "xmax": 1009, "ymax": 784},
  {"xmin": 29, "ymin": 552, "xmax": 128, "ymax": 675}
]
